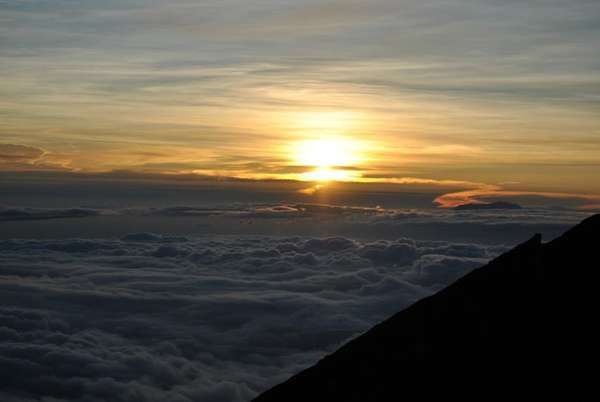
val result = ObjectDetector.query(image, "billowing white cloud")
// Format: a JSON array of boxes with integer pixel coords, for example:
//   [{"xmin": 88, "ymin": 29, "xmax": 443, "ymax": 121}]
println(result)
[{"xmin": 0, "ymin": 230, "xmax": 506, "ymax": 401}]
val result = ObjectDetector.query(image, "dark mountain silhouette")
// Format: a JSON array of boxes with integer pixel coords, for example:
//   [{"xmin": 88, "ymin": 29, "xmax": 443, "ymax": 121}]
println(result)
[
  {"xmin": 453, "ymin": 201, "xmax": 522, "ymax": 210},
  {"xmin": 254, "ymin": 214, "xmax": 599, "ymax": 401}
]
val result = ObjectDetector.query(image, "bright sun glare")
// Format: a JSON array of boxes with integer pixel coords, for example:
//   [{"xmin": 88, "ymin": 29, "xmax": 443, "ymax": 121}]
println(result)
[{"xmin": 293, "ymin": 137, "xmax": 363, "ymax": 182}]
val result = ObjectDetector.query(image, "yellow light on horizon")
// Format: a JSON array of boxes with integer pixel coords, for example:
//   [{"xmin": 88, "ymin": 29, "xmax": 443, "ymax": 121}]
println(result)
[{"xmin": 301, "ymin": 167, "xmax": 360, "ymax": 182}]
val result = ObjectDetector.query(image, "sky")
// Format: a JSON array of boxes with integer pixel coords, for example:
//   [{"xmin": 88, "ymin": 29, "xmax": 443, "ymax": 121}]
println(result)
[{"xmin": 1, "ymin": 0, "xmax": 600, "ymax": 208}]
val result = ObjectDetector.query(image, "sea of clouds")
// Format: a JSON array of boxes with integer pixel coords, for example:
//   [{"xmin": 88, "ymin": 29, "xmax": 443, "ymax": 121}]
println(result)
[
  {"xmin": 0, "ymin": 230, "xmax": 508, "ymax": 401},
  {"xmin": 0, "ymin": 204, "xmax": 591, "ymax": 401},
  {"xmin": 1, "ymin": 203, "xmax": 589, "ymax": 243}
]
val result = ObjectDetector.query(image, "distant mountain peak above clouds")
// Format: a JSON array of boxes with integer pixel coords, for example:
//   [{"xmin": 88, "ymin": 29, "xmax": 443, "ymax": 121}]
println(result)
[
  {"xmin": 453, "ymin": 201, "xmax": 522, "ymax": 210},
  {"xmin": 254, "ymin": 214, "xmax": 600, "ymax": 401}
]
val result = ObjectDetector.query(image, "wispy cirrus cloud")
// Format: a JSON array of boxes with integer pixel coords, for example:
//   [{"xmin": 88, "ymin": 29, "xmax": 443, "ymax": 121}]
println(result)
[{"xmin": 0, "ymin": 143, "xmax": 71, "ymax": 171}]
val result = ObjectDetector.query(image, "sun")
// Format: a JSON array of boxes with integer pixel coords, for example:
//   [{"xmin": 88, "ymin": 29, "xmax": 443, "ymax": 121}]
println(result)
[
  {"xmin": 294, "ymin": 138, "xmax": 360, "ymax": 168},
  {"xmin": 293, "ymin": 137, "xmax": 363, "ymax": 182}
]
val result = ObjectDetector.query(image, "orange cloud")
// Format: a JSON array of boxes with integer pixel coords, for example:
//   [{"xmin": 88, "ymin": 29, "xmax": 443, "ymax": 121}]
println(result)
[
  {"xmin": 0, "ymin": 143, "xmax": 71, "ymax": 171},
  {"xmin": 435, "ymin": 185, "xmax": 600, "ymax": 208}
]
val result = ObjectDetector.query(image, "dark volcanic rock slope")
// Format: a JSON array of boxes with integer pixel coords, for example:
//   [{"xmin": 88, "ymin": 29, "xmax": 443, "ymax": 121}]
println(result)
[{"xmin": 254, "ymin": 214, "xmax": 599, "ymax": 401}]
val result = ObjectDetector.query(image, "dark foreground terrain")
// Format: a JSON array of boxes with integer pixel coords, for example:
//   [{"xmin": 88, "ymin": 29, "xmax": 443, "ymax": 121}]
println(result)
[{"xmin": 255, "ymin": 214, "xmax": 599, "ymax": 401}]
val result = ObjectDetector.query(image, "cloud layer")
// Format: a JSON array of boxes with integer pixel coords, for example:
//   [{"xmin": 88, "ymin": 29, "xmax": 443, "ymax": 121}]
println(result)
[
  {"xmin": 0, "ymin": 200, "xmax": 590, "ymax": 246},
  {"xmin": 0, "ymin": 231, "xmax": 507, "ymax": 401}
]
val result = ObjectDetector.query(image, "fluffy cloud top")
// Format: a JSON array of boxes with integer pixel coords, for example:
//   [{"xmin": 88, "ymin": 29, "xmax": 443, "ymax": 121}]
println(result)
[{"xmin": 0, "ymin": 232, "xmax": 507, "ymax": 401}]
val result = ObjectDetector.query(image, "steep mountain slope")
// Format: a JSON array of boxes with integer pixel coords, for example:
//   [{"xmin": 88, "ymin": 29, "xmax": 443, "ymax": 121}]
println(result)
[{"xmin": 254, "ymin": 214, "xmax": 599, "ymax": 401}]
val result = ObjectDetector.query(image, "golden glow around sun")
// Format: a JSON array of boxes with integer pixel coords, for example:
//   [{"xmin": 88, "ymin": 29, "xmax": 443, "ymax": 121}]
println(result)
[
  {"xmin": 292, "ymin": 137, "xmax": 364, "ymax": 182},
  {"xmin": 292, "ymin": 111, "xmax": 357, "ymax": 135}
]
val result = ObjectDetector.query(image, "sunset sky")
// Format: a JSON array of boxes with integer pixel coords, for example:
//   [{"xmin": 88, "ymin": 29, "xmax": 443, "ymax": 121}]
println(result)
[
  {"xmin": 3, "ymin": 2, "xmax": 600, "ymax": 401},
  {"xmin": 2, "ymin": 0, "xmax": 600, "ymax": 207}
]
